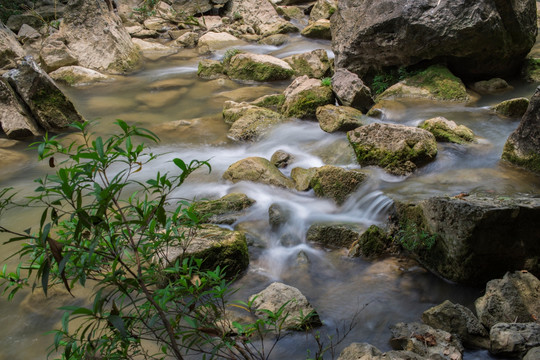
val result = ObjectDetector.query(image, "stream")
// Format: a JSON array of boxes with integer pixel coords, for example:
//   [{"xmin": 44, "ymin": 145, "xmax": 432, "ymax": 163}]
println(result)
[{"xmin": 1, "ymin": 30, "xmax": 540, "ymax": 360}]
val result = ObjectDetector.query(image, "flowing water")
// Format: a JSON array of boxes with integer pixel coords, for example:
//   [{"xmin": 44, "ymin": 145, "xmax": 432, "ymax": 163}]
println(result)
[{"xmin": 1, "ymin": 31, "xmax": 540, "ymax": 360}]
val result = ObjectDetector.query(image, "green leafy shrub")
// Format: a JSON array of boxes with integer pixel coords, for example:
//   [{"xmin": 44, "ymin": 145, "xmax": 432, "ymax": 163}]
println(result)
[{"xmin": 320, "ymin": 77, "xmax": 332, "ymax": 87}]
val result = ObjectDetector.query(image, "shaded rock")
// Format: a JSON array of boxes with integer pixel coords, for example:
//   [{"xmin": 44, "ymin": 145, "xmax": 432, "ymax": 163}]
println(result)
[
  {"xmin": 290, "ymin": 167, "xmax": 316, "ymax": 191},
  {"xmin": 378, "ymin": 65, "xmax": 469, "ymax": 103},
  {"xmin": 316, "ymin": 104, "xmax": 364, "ymax": 133},
  {"xmin": 420, "ymin": 117, "xmax": 475, "ymax": 144},
  {"xmin": 502, "ymin": 87, "xmax": 540, "ymax": 173},
  {"xmin": 332, "ymin": 68, "xmax": 373, "ymax": 112},
  {"xmin": 131, "ymin": 29, "xmax": 160, "ymax": 39},
  {"xmin": 226, "ymin": 52, "xmax": 294, "ymax": 82},
  {"xmin": 175, "ymin": 31, "xmax": 199, "ymax": 48},
  {"xmin": 249, "ymin": 282, "xmax": 322, "ymax": 330},
  {"xmin": 394, "ymin": 196, "xmax": 540, "ymax": 284},
  {"xmin": 332, "ymin": 0, "xmax": 538, "ymax": 79},
  {"xmin": 270, "ymin": 150, "xmax": 294, "ymax": 168},
  {"xmin": 197, "ymin": 32, "xmax": 243, "ymax": 52},
  {"xmin": 6, "ymin": 14, "xmax": 43, "ymax": 33},
  {"xmin": 475, "ymin": 271, "xmax": 540, "ymax": 329},
  {"xmin": 348, "ymin": 123, "xmax": 437, "ymax": 175},
  {"xmin": 283, "ymin": 49, "xmax": 332, "ymax": 79},
  {"xmin": 422, "ymin": 300, "xmax": 489, "ymax": 349},
  {"xmin": 282, "ymin": 75, "xmax": 334, "ymax": 118},
  {"xmin": 306, "ymin": 222, "xmax": 362, "ymax": 248},
  {"xmin": 524, "ymin": 347, "xmax": 540, "ymax": 360},
  {"xmin": 39, "ymin": 38, "xmax": 79, "ymax": 73},
  {"xmin": 268, "ymin": 203, "xmax": 290, "ymax": 230},
  {"xmin": 17, "ymin": 24, "xmax": 41, "ymax": 45},
  {"xmin": 60, "ymin": 0, "xmax": 140, "ymax": 73},
  {"xmin": 226, "ymin": 105, "xmax": 287, "ymax": 141},
  {"xmin": 390, "ymin": 322, "xmax": 464, "ymax": 360},
  {"xmin": 522, "ymin": 58, "xmax": 540, "ymax": 83},
  {"xmin": 492, "ymin": 97, "xmax": 530, "ymax": 118},
  {"xmin": 348, "ymin": 225, "xmax": 391, "ymax": 259},
  {"xmin": 490, "ymin": 323, "xmax": 540, "ymax": 356},
  {"xmin": 301, "ymin": 19, "xmax": 331, "ymax": 40},
  {"xmin": 193, "ymin": 193, "xmax": 255, "ymax": 225},
  {"xmin": 0, "ymin": 21, "xmax": 26, "ymax": 71},
  {"xmin": 197, "ymin": 59, "xmax": 225, "ymax": 79},
  {"xmin": 337, "ymin": 343, "xmax": 426, "ymax": 360},
  {"xmin": 309, "ymin": 0, "xmax": 337, "ymax": 23},
  {"xmin": 0, "ymin": 78, "xmax": 41, "ymax": 139},
  {"xmin": 223, "ymin": 157, "xmax": 295, "ymax": 188},
  {"xmin": 49, "ymin": 66, "xmax": 112, "ymax": 86},
  {"xmin": 160, "ymin": 224, "xmax": 248, "ymax": 277},
  {"xmin": 169, "ymin": 0, "xmax": 213, "ymax": 18},
  {"xmin": 226, "ymin": 0, "xmax": 299, "ymax": 37},
  {"xmin": 310, "ymin": 165, "xmax": 367, "ymax": 205},
  {"xmin": 471, "ymin": 78, "xmax": 512, "ymax": 94},
  {"xmin": 4, "ymin": 57, "xmax": 84, "ymax": 131}
]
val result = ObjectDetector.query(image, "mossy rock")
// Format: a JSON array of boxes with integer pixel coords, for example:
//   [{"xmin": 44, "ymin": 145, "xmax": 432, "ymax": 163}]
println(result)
[
  {"xmin": 521, "ymin": 58, "xmax": 540, "ymax": 82},
  {"xmin": 349, "ymin": 225, "xmax": 391, "ymax": 259},
  {"xmin": 378, "ymin": 65, "xmax": 469, "ymax": 102},
  {"xmin": 316, "ymin": 104, "xmax": 364, "ymax": 133},
  {"xmin": 283, "ymin": 49, "xmax": 332, "ymax": 79},
  {"xmin": 306, "ymin": 222, "xmax": 363, "ymax": 248},
  {"xmin": 310, "ymin": 165, "xmax": 368, "ymax": 205},
  {"xmin": 291, "ymin": 167, "xmax": 317, "ymax": 191},
  {"xmin": 161, "ymin": 224, "xmax": 249, "ymax": 278},
  {"xmin": 283, "ymin": 77, "xmax": 335, "ymax": 119},
  {"xmin": 193, "ymin": 193, "xmax": 255, "ymax": 225},
  {"xmin": 226, "ymin": 53, "xmax": 294, "ymax": 82},
  {"xmin": 227, "ymin": 106, "xmax": 287, "ymax": 142},
  {"xmin": 223, "ymin": 157, "xmax": 295, "ymax": 189},
  {"xmin": 502, "ymin": 141, "xmax": 540, "ymax": 174},
  {"xmin": 348, "ymin": 123, "xmax": 438, "ymax": 175},
  {"xmin": 492, "ymin": 98, "xmax": 530, "ymax": 118},
  {"xmin": 420, "ymin": 117, "xmax": 475, "ymax": 144},
  {"xmin": 301, "ymin": 19, "xmax": 331, "ymax": 40},
  {"xmin": 197, "ymin": 59, "xmax": 225, "ymax": 79},
  {"xmin": 251, "ymin": 94, "xmax": 285, "ymax": 112}
]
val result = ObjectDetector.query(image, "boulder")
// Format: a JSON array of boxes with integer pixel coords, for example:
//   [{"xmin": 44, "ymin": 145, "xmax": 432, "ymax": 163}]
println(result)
[
  {"xmin": 251, "ymin": 93, "xmax": 285, "ymax": 113},
  {"xmin": 316, "ymin": 104, "xmax": 364, "ymax": 133},
  {"xmin": 0, "ymin": 21, "xmax": 25, "ymax": 71},
  {"xmin": 420, "ymin": 117, "xmax": 475, "ymax": 144},
  {"xmin": 338, "ymin": 343, "xmax": 426, "ymax": 360},
  {"xmin": 282, "ymin": 75, "xmax": 334, "ymax": 118},
  {"xmin": 310, "ymin": 165, "xmax": 367, "ymax": 205},
  {"xmin": 169, "ymin": 0, "xmax": 213, "ymax": 17},
  {"xmin": 226, "ymin": 0, "xmax": 298, "ymax": 37},
  {"xmin": 522, "ymin": 58, "xmax": 540, "ymax": 83},
  {"xmin": 270, "ymin": 150, "xmax": 294, "ymax": 168},
  {"xmin": 309, "ymin": 0, "xmax": 337, "ymax": 23},
  {"xmin": 394, "ymin": 196, "xmax": 540, "ymax": 284},
  {"xmin": 197, "ymin": 59, "xmax": 226, "ymax": 79},
  {"xmin": 193, "ymin": 193, "xmax": 255, "ymax": 225},
  {"xmin": 331, "ymin": 0, "xmax": 538, "ymax": 79},
  {"xmin": 17, "ymin": 24, "xmax": 41, "ymax": 45},
  {"xmin": 6, "ymin": 14, "xmax": 43, "ymax": 33},
  {"xmin": 492, "ymin": 97, "xmax": 530, "ymax": 118},
  {"xmin": 331, "ymin": 68, "xmax": 373, "ymax": 112},
  {"xmin": 502, "ymin": 87, "xmax": 540, "ymax": 173},
  {"xmin": 490, "ymin": 323, "xmax": 540, "ymax": 356},
  {"xmin": 49, "ymin": 66, "xmax": 112, "ymax": 86},
  {"xmin": 160, "ymin": 224, "xmax": 248, "ymax": 277},
  {"xmin": 59, "ymin": 0, "xmax": 140, "ymax": 73},
  {"xmin": 348, "ymin": 123, "xmax": 438, "ymax": 175},
  {"xmin": 301, "ymin": 19, "xmax": 331, "ymax": 40},
  {"xmin": 0, "ymin": 78, "xmax": 42, "ymax": 139},
  {"xmin": 143, "ymin": 16, "xmax": 170, "ymax": 31},
  {"xmin": 4, "ymin": 57, "xmax": 84, "ymax": 131},
  {"xmin": 377, "ymin": 65, "xmax": 469, "ymax": 102},
  {"xmin": 39, "ymin": 38, "xmax": 79, "ymax": 73},
  {"xmin": 306, "ymin": 223, "xmax": 362, "ymax": 248},
  {"xmin": 475, "ymin": 271, "xmax": 540, "ymax": 329},
  {"xmin": 524, "ymin": 347, "xmax": 540, "ymax": 360},
  {"xmin": 223, "ymin": 157, "xmax": 295, "ymax": 189},
  {"xmin": 471, "ymin": 78, "xmax": 512, "ymax": 94},
  {"xmin": 290, "ymin": 167, "xmax": 316, "ymax": 191},
  {"xmin": 226, "ymin": 105, "xmax": 287, "ymax": 141},
  {"xmin": 249, "ymin": 282, "xmax": 322, "ymax": 330},
  {"xmin": 197, "ymin": 32, "xmax": 243, "ymax": 52},
  {"xmin": 268, "ymin": 203, "xmax": 291, "ymax": 230},
  {"xmin": 348, "ymin": 225, "xmax": 391, "ymax": 259},
  {"xmin": 283, "ymin": 49, "xmax": 332, "ymax": 79},
  {"xmin": 132, "ymin": 39, "xmax": 176, "ymax": 60},
  {"xmin": 422, "ymin": 300, "xmax": 489, "ymax": 349},
  {"xmin": 175, "ymin": 32, "xmax": 199, "ymax": 48},
  {"xmin": 225, "ymin": 52, "xmax": 294, "ymax": 82},
  {"xmin": 390, "ymin": 322, "xmax": 464, "ymax": 360}
]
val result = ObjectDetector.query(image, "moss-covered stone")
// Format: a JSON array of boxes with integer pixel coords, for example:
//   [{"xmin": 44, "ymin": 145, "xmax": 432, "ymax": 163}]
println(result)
[
  {"xmin": 316, "ymin": 104, "xmax": 364, "ymax": 133},
  {"xmin": 306, "ymin": 222, "xmax": 363, "ymax": 248},
  {"xmin": 285, "ymin": 87, "xmax": 333, "ymax": 118},
  {"xmin": 492, "ymin": 98, "xmax": 530, "ymax": 118},
  {"xmin": 349, "ymin": 225, "xmax": 391, "ymax": 259},
  {"xmin": 227, "ymin": 106, "xmax": 287, "ymax": 142},
  {"xmin": 223, "ymin": 157, "xmax": 295, "ymax": 189},
  {"xmin": 502, "ymin": 141, "xmax": 540, "ymax": 173},
  {"xmin": 420, "ymin": 117, "xmax": 475, "ymax": 144},
  {"xmin": 521, "ymin": 58, "xmax": 540, "ymax": 82},
  {"xmin": 310, "ymin": 165, "xmax": 368, "ymax": 205},
  {"xmin": 197, "ymin": 59, "xmax": 225, "ymax": 79},
  {"xmin": 193, "ymin": 193, "xmax": 255, "ymax": 224},
  {"xmin": 251, "ymin": 94, "xmax": 285, "ymax": 112},
  {"xmin": 301, "ymin": 19, "xmax": 331, "ymax": 40},
  {"xmin": 283, "ymin": 49, "xmax": 332, "ymax": 79},
  {"xmin": 226, "ymin": 53, "xmax": 294, "ymax": 82},
  {"xmin": 291, "ymin": 167, "xmax": 317, "ymax": 191}
]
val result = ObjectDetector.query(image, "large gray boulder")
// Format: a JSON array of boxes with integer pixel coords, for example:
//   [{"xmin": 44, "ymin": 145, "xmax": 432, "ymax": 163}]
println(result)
[
  {"xmin": 0, "ymin": 78, "xmax": 42, "ymax": 139},
  {"xmin": 59, "ymin": 0, "xmax": 140, "ymax": 73},
  {"xmin": 0, "ymin": 21, "xmax": 25, "ymax": 71},
  {"xmin": 490, "ymin": 323, "xmax": 540, "ymax": 357},
  {"xmin": 475, "ymin": 271, "xmax": 540, "ymax": 329},
  {"xmin": 4, "ymin": 57, "xmax": 84, "ymax": 131},
  {"xmin": 394, "ymin": 196, "xmax": 540, "ymax": 284},
  {"xmin": 331, "ymin": 0, "xmax": 538, "ymax": 79},
  {"xmin": 348, "ymin": 123, "xmax": 438, "ymax": 175},
  {"xmin": 422, "ymin": 300, "xmax": 489, "ymax": 349},
  {"xmin": 502, "ymin": 86, "xmax": 540, "ymax": 173}
]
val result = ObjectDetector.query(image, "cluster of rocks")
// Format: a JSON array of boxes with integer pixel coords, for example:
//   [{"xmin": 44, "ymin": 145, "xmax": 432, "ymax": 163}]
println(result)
[{"xmin": 338, "ymin": 271, "xmax": 540, "ymax": 360}]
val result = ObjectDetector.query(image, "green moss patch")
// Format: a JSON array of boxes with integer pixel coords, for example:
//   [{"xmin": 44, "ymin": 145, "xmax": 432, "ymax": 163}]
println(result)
[
  {"xmin": 227, "ymin": 60, "xmax": 294, "ymax": 82},
  {"xmin": 404, "ymin": 65, "xmax": 468, "ymax": 101},
  {"xmin": 502, "ymin": 141, "xmax": 540, "ymax": 174},
  {"xmin": 284, "ymin": 87, "xmax": 334, "ymax": 118}
]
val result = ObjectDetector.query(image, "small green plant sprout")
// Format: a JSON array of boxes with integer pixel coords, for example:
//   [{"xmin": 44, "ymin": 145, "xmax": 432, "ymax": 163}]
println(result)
[
  {"xmin": 321, "ymin": 77, "xmax": 332, "ymax": 87},
  {"xmin": 396, "ymin": 221, "xmax": 437, "ymax": 252},
  {"xmin": 222, "ymin": 48, "xmax": 241, "ymax": 65}
]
